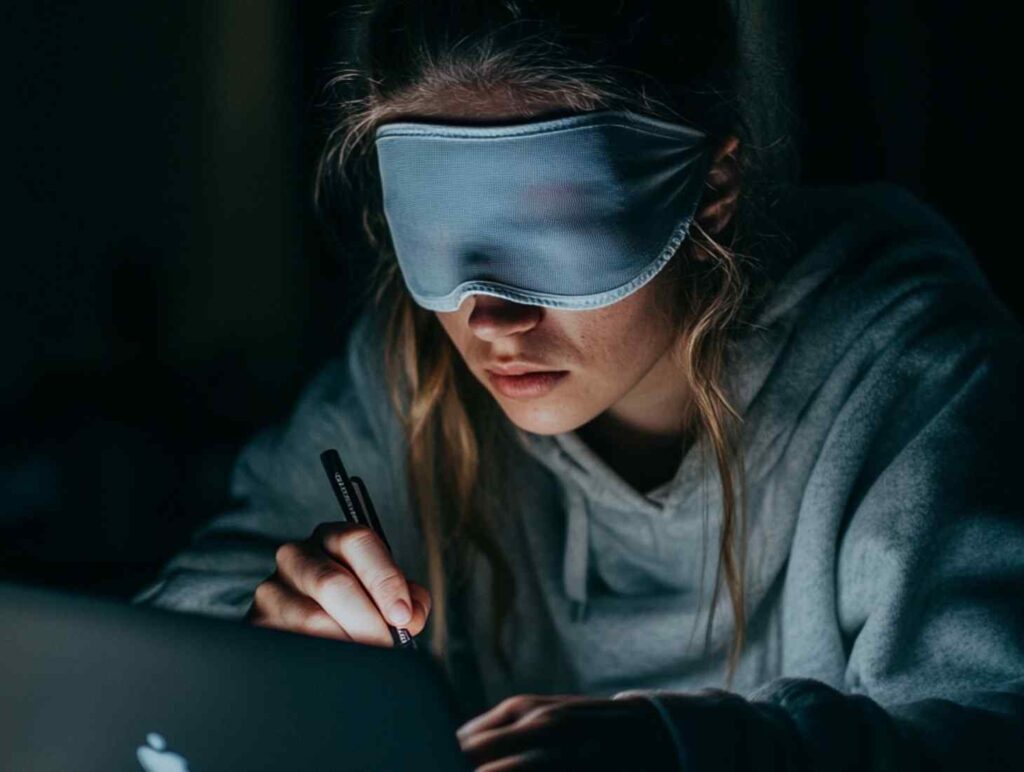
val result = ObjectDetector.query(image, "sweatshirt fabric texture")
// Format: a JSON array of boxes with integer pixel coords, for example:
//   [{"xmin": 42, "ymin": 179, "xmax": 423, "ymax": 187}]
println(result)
[{"xmin": 134, "ymin": 181, "xmax": 1024, "ymax": 771}]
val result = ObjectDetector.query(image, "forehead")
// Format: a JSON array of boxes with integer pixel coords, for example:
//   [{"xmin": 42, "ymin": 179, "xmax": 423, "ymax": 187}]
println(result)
[{"xmin": 380, "ymin": 91, "xmax": 584, "ymax": 128}]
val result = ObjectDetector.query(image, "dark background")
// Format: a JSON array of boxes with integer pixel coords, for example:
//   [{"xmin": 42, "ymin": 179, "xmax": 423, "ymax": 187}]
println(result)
[{"xmin": 0, "ymin": 2, "xmax": 1012, "ymax": 599}]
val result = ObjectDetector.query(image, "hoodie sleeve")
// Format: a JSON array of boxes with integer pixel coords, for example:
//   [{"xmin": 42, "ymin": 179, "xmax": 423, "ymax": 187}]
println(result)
[
  {"xmin": 132, "ymin": 307, "xmax": 420, "ymax": 620},
  {"xmin": 618, "ymin": 235, "xmax": 1024, "ymax": 770}
]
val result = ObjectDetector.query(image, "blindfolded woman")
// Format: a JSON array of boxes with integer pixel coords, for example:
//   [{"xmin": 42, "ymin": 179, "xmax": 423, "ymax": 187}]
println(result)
[{"xmin": 136, "ymin": 2, "xmax": 1024, "ymax": 769}]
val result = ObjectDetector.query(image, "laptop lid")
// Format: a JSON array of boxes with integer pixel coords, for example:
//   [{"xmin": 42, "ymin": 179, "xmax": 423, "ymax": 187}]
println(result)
[{"xmin": 0, "ymin": 580, "xmax": 472, "ymax": 772}]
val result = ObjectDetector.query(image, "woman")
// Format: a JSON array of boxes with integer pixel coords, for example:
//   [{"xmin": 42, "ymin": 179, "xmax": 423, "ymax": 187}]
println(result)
[{"xmin": 134, "ymin": 1, "xmax": 1024, "ymax": 769}]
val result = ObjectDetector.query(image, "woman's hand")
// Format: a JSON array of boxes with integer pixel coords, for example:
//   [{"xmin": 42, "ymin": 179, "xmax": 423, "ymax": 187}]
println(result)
[
  {"xmin": 245, "ymin": 521, "xmax": 431, "ymax": 646},
  {"xmin": 456, "ymin": 693, "xmax": 680, "ymax": 771}
]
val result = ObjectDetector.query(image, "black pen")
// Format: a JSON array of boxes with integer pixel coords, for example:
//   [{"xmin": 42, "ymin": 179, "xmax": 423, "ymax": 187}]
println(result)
[{"xmin": 319, "ymin": 448, "xmax": 418, "ymax": 650}]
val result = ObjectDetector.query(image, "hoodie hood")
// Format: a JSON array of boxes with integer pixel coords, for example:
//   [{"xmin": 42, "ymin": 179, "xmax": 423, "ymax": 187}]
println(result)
[
  {"xmin": 510, "ymin": 187, "xmax": 812, "ymax": 621},
  {"xmin": 509, "ymin": 180, "xmax": 966, "ymax": 622}
]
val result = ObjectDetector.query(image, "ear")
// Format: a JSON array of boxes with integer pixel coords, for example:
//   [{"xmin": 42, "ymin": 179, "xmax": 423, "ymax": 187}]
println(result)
[{"xmin": 693, "ymin": 134, "xmax": 741, "ymax": 239}]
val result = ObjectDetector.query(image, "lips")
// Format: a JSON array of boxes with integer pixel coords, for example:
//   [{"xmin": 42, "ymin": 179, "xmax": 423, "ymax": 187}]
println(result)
[
  {"xmin": 486, "ymin": 364, "xmax": 555, "ymax": 376},
  {"xmin": 486, "ymin": 369, "xmax": 569, "ymax": 399}
]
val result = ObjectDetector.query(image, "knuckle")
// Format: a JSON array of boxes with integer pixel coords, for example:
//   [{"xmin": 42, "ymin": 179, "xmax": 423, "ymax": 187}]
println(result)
[
  {"xmin": 302, "ymin": 608, "xmax": 336, "ymax": 633},
  {"xmin": 525, "ymin": 704, "xmax": 561, "ymax": 726},
  {"xmin": 252, "ymin": 580, "xmax": 275, "ymax": 608},
  {"xmin": 311, "ymin": 565, "xmax": 357, "ymax": 598},
  {"xmin": 503, "ymin": 694, "xmax": 536, "ymax": 713},
  {"xmin": 340, "ymin": 524, "xmax": 379, "ymax": 552},
  {"xmin": 319, "ymin": 524, "xmax": 373, "ymax": 557},
  {"xmin": 344, "ymin": 524, "xmax": 380, "ymax": 552},
  {"xmin": 311, "ymin": 520, "xmax": 347, "ymax": 543},
  {"xmin": 274, "ymin": 541, "xmax": 299, "ymax": 567},
  {"xmin": 367, "ymin": 568, "xmax": 406, "ymax": 599}
]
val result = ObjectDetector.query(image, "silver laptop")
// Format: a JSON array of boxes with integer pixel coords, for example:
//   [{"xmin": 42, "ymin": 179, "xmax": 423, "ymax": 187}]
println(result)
[{"xmin": 0, "ymin": 580, "xmax": 472, "ymax": 771}]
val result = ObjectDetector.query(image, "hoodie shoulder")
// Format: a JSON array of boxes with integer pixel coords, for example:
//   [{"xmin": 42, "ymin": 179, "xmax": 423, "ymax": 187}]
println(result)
[{"xmin": 750, "ymin": 181, "xmax": 1006, "ymax": 329}]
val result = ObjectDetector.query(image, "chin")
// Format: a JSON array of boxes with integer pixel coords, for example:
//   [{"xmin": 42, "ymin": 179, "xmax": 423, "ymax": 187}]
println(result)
[{"xmin": 497, "ymin": 400, "xmax": 586, "ymax": 436}]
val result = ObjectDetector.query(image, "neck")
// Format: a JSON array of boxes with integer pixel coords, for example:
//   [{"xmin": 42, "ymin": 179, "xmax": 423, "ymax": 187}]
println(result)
[{"xmin": 575, "ymin": 351, "xmax": 696, "ymax": 493}]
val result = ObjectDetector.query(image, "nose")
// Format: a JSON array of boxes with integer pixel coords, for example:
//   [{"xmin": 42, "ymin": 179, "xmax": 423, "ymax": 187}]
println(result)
[{"xmin": 466, "ymin": 294, "xmax": 543, "ymax": 341}]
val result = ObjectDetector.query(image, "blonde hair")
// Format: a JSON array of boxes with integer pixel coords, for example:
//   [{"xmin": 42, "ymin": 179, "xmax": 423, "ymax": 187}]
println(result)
[{"xmin": 313, "ymin": 0, "xmax": 783, "ymax": 687}]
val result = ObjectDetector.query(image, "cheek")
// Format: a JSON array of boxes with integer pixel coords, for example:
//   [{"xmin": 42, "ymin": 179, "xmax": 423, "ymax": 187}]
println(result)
[
  {"xmin": 580, "ymin": 296, "xmax": 671, "ymax": 372},
  {"xmin": 434, "ymin": 312, "xmax": 466, "ymax": 350}
]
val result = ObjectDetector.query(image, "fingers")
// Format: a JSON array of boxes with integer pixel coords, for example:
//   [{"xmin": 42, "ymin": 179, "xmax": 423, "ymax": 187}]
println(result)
[
  {"xmin": 406, "ymin": 580, "xmax": 432, "ymax": 636},
  {"xmin": 251, "ymin": 520, "xmax": 434, "ymax": 648},
  {"xmin": 476, "ymin": 747, "xmax": 562, "ymax": 771},
  {"xmin": 250, "ymin": 578, "xmax": 352, "ymax": 642},
  {"xmin": 460, "ymin": 711, "xmax": 568, "ymax": 769},
  {"xmin": 314, "ymin": 521, "xmax": 414, "ymax": 627},
  {"xmin": 459, "ymin": 697, "xmax": 608, "ymax": 770},
  {"xmin": 274, "ymin": 539, "xmax": 393, "ymax": 647},
  {"xmin": 457, "ymin": 695, "xmax": 561, "ymax": 741}
]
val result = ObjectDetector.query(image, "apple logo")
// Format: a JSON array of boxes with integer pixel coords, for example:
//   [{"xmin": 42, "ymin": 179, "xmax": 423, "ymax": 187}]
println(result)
[{"xmin": 137, "ymin": 732, "xmax": 190, "ymax": 772}]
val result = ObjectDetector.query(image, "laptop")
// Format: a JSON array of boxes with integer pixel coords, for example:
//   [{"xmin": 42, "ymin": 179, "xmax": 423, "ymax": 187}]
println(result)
[{"xmin": 0, "ymin": 580, "xmax": 473, "ymax": 771}]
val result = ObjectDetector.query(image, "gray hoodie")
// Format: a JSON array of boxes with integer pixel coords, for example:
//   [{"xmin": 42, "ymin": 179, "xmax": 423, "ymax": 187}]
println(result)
[{"xmin": 134, "ymin": 182, "xmax": 1024, "ymax": 771}]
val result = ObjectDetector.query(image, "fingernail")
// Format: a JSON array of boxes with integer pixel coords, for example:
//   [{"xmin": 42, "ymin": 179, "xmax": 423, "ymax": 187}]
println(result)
[{"xmin": 389, "ymin": 599, "xmax": 411, "ymax": 625}]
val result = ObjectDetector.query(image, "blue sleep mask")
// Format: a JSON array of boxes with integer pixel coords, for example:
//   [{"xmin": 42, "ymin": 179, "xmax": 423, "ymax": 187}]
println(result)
[{"xmin": 374, "ymin": 109, "xmax": 713, "ymax": 311}]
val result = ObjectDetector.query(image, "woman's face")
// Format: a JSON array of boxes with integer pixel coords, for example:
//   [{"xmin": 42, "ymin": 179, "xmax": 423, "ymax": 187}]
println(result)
[
  {"xmin": 414, "ymin": 94, "xmax": 738, "ymax": 440},
  {"xmin": 434, "ymin": 262, "xmax": 686, "ymax": 436}
]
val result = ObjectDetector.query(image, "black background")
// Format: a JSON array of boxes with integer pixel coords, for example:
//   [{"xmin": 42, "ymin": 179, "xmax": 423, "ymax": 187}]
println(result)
[{"xmin": 0, "ymin": 2, "xmax": 1013, "ymax": 599}]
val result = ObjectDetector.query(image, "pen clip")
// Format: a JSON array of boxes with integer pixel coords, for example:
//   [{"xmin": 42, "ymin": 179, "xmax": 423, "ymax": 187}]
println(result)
[{"xmin": 319, "ymin": 448, "xmax": 366, "ymax": 526}]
